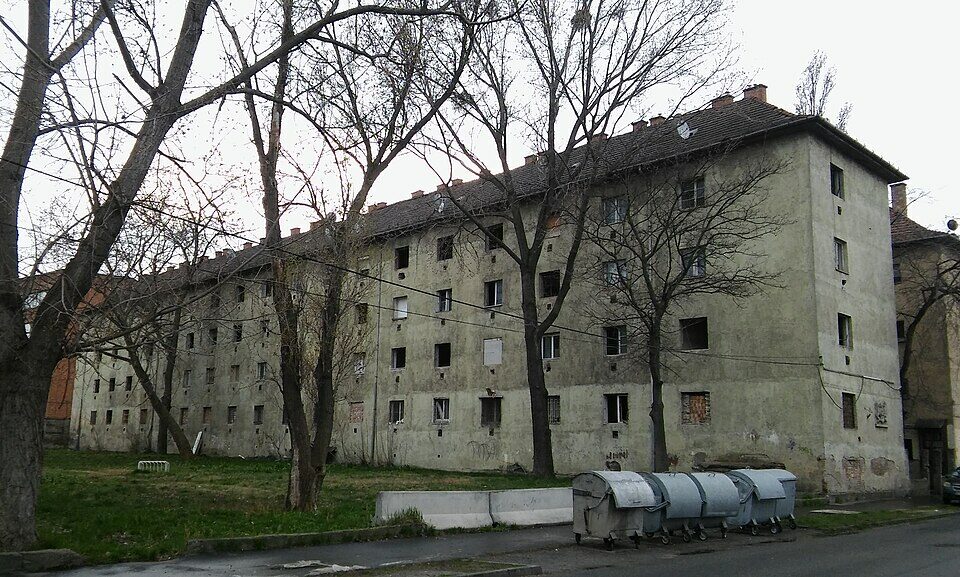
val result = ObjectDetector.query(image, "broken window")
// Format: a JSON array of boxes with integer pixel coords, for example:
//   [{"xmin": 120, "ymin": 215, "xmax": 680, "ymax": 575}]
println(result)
[
  {"xmin": 604, "ymin": 326, "xmax": 625, "ymax": 356},
  {"xmin": 834, "ymin": 238, "xmax": 848, "ymax": 273},
  {"xmin": 125, "ymin": 376, "xmax": 133, "ymax": 391},
  {"xmin": 179, "ymin": 407, "xmax": 188, "ymax": 426},
  {"xmin": 257, "ymin": 362, "xmax": 268, "ymax": 380},
  {"xmin": 540, "ymin": 270, "xmax": 561, "ymax": 297},
  {"xmin": 122, "ymin": 409, "xmax": 129, "ymax": 425},
  {"xmin": 680, "ymin": 317, "xmax": 709, "ymax": 350},
  {"xmin": 841, "ymin": 393, "xmax": 856, "ymax": 429},
  {"xmin": 437, "ymin": 235, "xmax": 454, "ymax": 261},
  {"xmin": 233, "ymin": 323, "xmax": 243, "ymax": 342},
  {"xmin": 208, "ymin": 327, "xmax": 218, "ymax": 345},
  {"xmin": 389, "ymin": 400, "xmax": 405, "ymax": 424},
  {"xmin": 680, "ymin": 177, "xmax": 706, "ymax": 209},
  {"xmin": 356, "ymin": 303, "xmax": 368, "ymax": 324},
  {"xmin": 435, "ymin": 342, "xmax": 451, "ymax": 368},
  {"xmin": 202, "ymin": 406, "xmax": 212, "ymax": 425},
  {"xmin": 603, "ymin": 260, "xmax": 627, "ymax": 286},
  {"xmin": 186, "ymin": 332, "xmax": 195, "ymax": 349},
  {"xmin": 353, "ymin": 353, "xmax": 366, "ymax": 375},
  {"xmin": 681, "ymin": 246, "xmax": 706, "ymax": 278},
  {"xmin": 391, "ymin": 347, "xmax": 406, "ymax": 370},
  {"xmin": 105, "ymin": 409, "xmax": 113, "ymax": 424},
  {"xmin": 261, "ymin": 282, "xmax": 272, "ymax": 298},
  {"xmin": 604, "ymin": 393, "xmax": 628, "ymax": 423},
  {"xmin": 93, "ymin": 379, "xmax": 100, "ymax": 394},
  {"xmin": 395, "ymin": 245, "xmax": 410, "ymax": 269},
  {"xmin": 830, "ymin": 164, "xmax": 844, "ymax": 199},
  {"xmin": 227, "ymin": 405, "xmax": 237, "ymax": 424},
  {"xmin": 393, "ymin": 296, "xmax": 408, "ymax": 319},
  {"xmin": 838, "ymin": 313, "xmax": 853, "ymax": 348},
  {"xmin": 541, "ymin": 333, "xmax": 560, "ymax": 360},
  {"xmin": 109, "ymin": 377, "xmax": 116, "ymax": 392},
  {"xmin": 480, "ymin": 397, "xmax": 502, "ymax": 427},
  {"xmin": 547, "ymin": 395, "xmax": 561, "ymax": 425},
  {"xmin": 253, "ymin": 405, "xmax": 264, "ymax": 425},
  {"xmin": 437, "ymin": 288, "xmax": 452, "ymax": 312},
  {"xmin": 681, "ymin": 392, "xmax": 711, "ymax": 425},
  {"xmin": 433, "ymin": 397, "xmax": 450, "ymax": 423},
  {"xmin": 90, "ymin": 410, "xmax": 97, "ymax": 425},
  {"xmin": 206, "ymin": 367, "xmax": 215, "ymax": 385},
  {"xmin": 602, "ymin": 196, "xmax": 627, "ymax": 225},
  {"xmin": 483, "ymin": 337, "xmax": 503, "ymax": 366},
  {"xmin": 139, "ymin": 408, "xmax": 148, "ymax": 425},
  {"xmin": 484, "ymin": 279, "xmax": 503, "ymax": 307},
  {"xmin": 485, "ymin": 223, "xmax": 504, "ymax": 250}
]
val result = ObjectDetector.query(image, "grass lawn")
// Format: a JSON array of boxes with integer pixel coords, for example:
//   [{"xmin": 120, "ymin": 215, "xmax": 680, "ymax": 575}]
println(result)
[
  {"xmin": 797, "ymin": 507, "xmax": 957, "ymax": 534},
  {"xmin": 37, "ymin": 449, "xmax": 568, "ymax": 564}
]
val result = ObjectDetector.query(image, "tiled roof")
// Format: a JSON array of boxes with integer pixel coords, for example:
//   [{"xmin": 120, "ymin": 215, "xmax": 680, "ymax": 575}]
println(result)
[
  {"xmin": 890, "ymin": 209, "xmax": 953, "ymax": 245},
  {"xmin": 175, "ymin": 96, "xmax": 907, "ymax": 283}
]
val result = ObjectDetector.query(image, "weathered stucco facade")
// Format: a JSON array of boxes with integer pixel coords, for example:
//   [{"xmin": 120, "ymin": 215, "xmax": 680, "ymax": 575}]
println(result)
[{"xmin": 70, "ymin": 91, "xmax": 909, "ymax": 496}]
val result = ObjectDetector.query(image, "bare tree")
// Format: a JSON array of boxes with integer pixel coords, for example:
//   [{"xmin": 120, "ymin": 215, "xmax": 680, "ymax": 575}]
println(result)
[
  {"xmin": 0, "ymin": 0, "xmax": 472, "ymax": 551},
  {"xmin": 795, "ymin": 51, "xmax": 852, "ymax": 131},
  {"xmin": 582, "ymin": 149, "xmax": 787, "ymax": 471},
  {"xmin": 228, "ymin": 0, "xmax": 476, "ymax": 510},
  {"xmin": 422, "ymin": 0, "xmax": 735, "ymax": 476}
]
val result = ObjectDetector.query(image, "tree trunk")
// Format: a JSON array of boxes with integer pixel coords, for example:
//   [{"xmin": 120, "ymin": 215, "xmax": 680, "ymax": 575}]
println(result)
[
  {"xmin": 124, "ymin": 339, "xmax": 192, "ymax": 458},
  {"xmin": 0, "ymin": 359, "xmax": 48, "ymax": 551},
  {"xmin": 648, "ymin": 327, "xmax": 668, "ymax": 472},
  {"xmin": 519, "ymin": 271, "xmax": 554, "ymax": 477},
  {"xmin": 286, "ymin": 443, "xmax": 322, "ymax": 510}
]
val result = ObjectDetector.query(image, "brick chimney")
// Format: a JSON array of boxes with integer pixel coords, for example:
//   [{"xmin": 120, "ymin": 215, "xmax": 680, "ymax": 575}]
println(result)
[
  {"xmin": 711, "ymin": 94, "xmax": 734, "ymax": 108},
  {"xmin": 290, "ymin": 228, "xmax": 301, "ymax": 236},
  {"xmin": 632, "ymin": 120, "xmax": 648, "ymax": 132},
  {"xmin": 649, "ymin": 114, "xmax": 666, "ymax": 126},
  {"xmin": 411, "ymin": 190, "xmax": 425, "ymax": 198},
  {"xmin": 743, "ymin": 84, "xmax": 767, "ymax": 103},
  {"xmin": 452, "ymin": 178, "xmax": 463, "ymax": 186},
  {"xmin": 891, "ymin": 183, "xmax": 908, "ymax": 216}
]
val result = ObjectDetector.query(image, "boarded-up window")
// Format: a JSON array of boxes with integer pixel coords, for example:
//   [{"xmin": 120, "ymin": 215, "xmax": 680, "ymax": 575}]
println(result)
[
  {"xmin": 483, "ymin": 337, "xmax": 503, "ymax": 366},
  {"xmin": 681, "ymin": 392, "xmax": 711, "ymax": 424},
  {"xmin": 842, "ymin": 393, "xmax": 857, "ymax": 429}
]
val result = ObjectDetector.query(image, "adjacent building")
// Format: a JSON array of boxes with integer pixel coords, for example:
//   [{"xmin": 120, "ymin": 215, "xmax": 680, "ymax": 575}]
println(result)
[{"xmin": 70, "ymin": 86, "xmax": 911, "ymax": 496}]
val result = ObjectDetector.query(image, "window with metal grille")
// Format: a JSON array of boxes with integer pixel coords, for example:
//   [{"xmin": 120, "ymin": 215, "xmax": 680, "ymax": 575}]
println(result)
[
  {"xmin": 680, "ymin": 177, "xmax": 705, "ymax": 209},
  {"xmin": 604, "ymin": 393, "xmax": 628, "ymax": 423},
  {"xmin": 480, "ymin": 397, "xmax": 502, "ymax": 427},
  {"xmin": 389, "ymin": 400, "xmax": 405, "ymax": 424},
  {"xmin": 437, "ymin": 235, "xmax": 454, "ymax": 261},
  {"xmin": 547, "ymin": 395, "xmax": 561, "ymax": 424},
  {"xmin": 681, "ymin": 392, "xmax": 711, "ymax": 424},
  {"xmin": 842, "ymin": 393, "xmax": 856, "ymax": 429}
]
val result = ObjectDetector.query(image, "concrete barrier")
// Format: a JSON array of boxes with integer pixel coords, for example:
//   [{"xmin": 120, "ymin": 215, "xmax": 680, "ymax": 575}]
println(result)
[
  {"xmin": 489, "ymin": 488, "xmax": 572, "ymax": 526},
  {"xmin": 375, "ymin": 490, "xmax": 493, "ymax": 529}
]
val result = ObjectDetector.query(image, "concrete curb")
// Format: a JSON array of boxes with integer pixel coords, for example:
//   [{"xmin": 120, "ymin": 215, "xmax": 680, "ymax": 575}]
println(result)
[
  {"xmin": 0, "ymin": 549, "xmax": 84, "ymax": 575},
  {"xmin": 185, "ymin": 523, "xmax": 427, "ymax": 555},
  {"xmin": 804, "ymin": 509, "xmax": 960, "ymax": 536},
  {"xmin": 459, "ymin": 563, "xmax": 543, "ymax": 577},
  {"xmin": 375, "ymin": 489, "xmax": 573, "ymax": 530}
]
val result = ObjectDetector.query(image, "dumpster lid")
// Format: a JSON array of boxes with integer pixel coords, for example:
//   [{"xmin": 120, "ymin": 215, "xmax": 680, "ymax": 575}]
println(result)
[
  {"xmin": 589, "ymin": 471, "xmax": 657, "ymax": 508},
  {"xmin": 762, "ymin": 469, "xmax": 797, "ymax": 482},
  {"xmin": 730, "ymin": 469, "xmax": 786, "ymax": 500}
]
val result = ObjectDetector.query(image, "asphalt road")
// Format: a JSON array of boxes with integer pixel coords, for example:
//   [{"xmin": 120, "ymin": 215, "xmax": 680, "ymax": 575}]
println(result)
[{"xmin": 34, "ymin": 516, "xmax": 960, "ymax": 576}]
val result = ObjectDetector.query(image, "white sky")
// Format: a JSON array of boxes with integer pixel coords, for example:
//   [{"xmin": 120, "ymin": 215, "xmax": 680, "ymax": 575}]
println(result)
[{"xmin": 369, "ymin": 0, "xmax": 960, "ymax": 231}]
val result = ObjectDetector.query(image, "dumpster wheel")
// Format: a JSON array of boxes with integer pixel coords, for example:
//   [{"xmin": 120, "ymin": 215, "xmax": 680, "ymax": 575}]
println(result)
[
  {"xmin": 681, "ymin": 531, "xmax": 692, "ymax": 543},
  {"xmin": 697, "ymin": 529, "xmax": 708, "ymax": 542},
  {"xmin": 603, "ymin": 538, "xmax": 614, "ymax": 551},
  {"xmin": 770, "ymin": 523, "xmax": 782, "ymax": 535},
  {"xmin": 787, "ymin": 518, "xmax": 797, "ymax": 530},
  {"xmin": 749, "ymin": 524, "xmax": 759, "ymax": 536},
  {"xmin": 659, "ymin": 533, "xmax": 670, "ymax": 545}
]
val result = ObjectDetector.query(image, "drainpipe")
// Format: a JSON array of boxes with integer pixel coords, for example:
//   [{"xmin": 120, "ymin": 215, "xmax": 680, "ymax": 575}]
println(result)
[{"xmin": 370, "ymin": 249, "xmax": 384, "ymax": 463}]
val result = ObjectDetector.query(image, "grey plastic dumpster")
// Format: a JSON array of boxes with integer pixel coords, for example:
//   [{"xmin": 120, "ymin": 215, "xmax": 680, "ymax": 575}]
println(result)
[
  {"xmin": 640, "ymin": 472, "xmax": 704, "ymax": 544},
  {"xmin": 763, "ymin": 469, "xmax": 798, "ymax": 529},
  {"xmin": 572, "ymin": 471, "xmax": 657, "ymax": 549},
  {"xmin": 727, "ymin": 469, "xmax": 786, "ymax": 535},
  {"xmin": 687, "ymin": 472, "xmax": 740, "ymax": 539}
]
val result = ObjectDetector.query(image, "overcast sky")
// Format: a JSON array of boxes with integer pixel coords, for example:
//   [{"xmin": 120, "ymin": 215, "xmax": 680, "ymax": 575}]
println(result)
[{"xmin": 368, "ymin": 0, "xmax": 959, "ymax": 231}]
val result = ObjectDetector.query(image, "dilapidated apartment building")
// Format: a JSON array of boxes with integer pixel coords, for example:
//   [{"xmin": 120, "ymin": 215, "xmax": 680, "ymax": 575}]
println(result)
[
  {"xmin": 890, "ymin": 188, "xmax": 960, "ymax": 495},
  {"xmin": 70, "ymin": 86, "xmax": 910, "ymax": 496}
]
